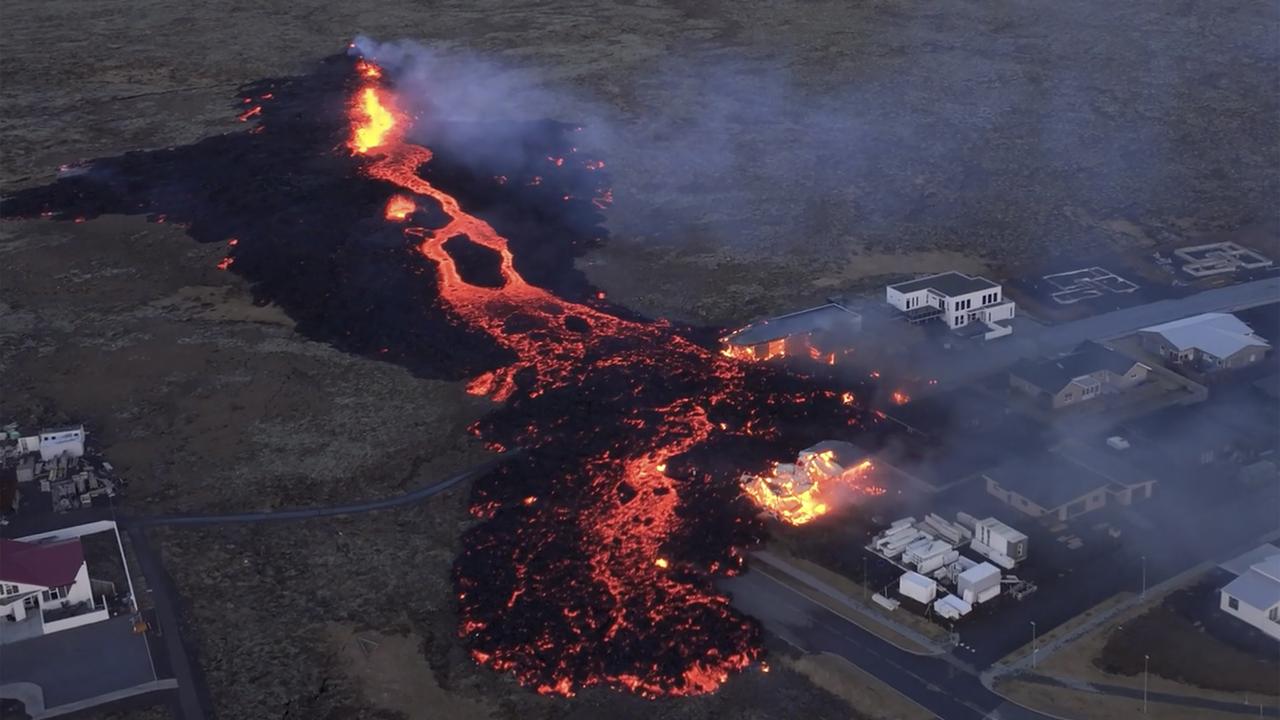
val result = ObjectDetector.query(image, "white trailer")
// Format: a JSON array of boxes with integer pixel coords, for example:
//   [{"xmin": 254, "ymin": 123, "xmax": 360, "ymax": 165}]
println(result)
[
  {"xmin": 898, "ymin": 571, "xmax": 938, "ymax": 604},
  {"xmin": 973, "ymin": 517, "xmax": 1028, "ymax": 564},
  {"xmin": 956, "ymin": 562, "xmax": 1001, "ymax": 601},
  {"xmin": 933, "ymin": 594, "xmax": 973, "ymax": 620}
]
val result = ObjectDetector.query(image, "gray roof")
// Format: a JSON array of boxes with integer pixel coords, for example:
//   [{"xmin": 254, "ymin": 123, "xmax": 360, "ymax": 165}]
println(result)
[
  {"xmin": 726, "ymin": 303, "xmax": 860, "ymax": 346},
  {"xmin": 1222, "ymin": 564, "xmax": 1280, "ymax": 610},
  {"xmin": 1219, "ymin": 543, "xmax": 1280, "ymax": 576},
  {"xmin": 889, "ymin": 272, "xmax": 998, "ymax": 297},
  {"xmin": 1140, "ymin": 312, "xmax": 1270, "ymax": 359},
  {"xmin": 1010, "ymin": 342, "xmax": 1143, "ymax": 393},
  {"xmin": 983, "ymin": 452, "xmax": 1115, "ymax": 510}
]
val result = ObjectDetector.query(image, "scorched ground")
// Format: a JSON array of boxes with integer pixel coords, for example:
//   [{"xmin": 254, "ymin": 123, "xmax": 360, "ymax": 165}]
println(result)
[{"xmin": 1, "ymin": 51, "xmax": 881, "ymax": 700}]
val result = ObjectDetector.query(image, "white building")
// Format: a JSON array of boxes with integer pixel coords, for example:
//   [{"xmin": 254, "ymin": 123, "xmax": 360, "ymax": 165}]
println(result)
[
  {"xmin": 1219, "ymin": 548, "xmax": 1280, "ymax": 640},
  {"xmin": 0, "ymin": 537, "xmax": 110, "ymax": 635},
  {"xmin": 1138, "ymin": 313, "xmax": 1270, "ymax": 373},
  {"xmin": 885, "ymin": 272, "xmax": 1016, "ymax": 339},
  {"xmin": 36, "ymin": 425, "xmax": 85, "ymax": 461}
]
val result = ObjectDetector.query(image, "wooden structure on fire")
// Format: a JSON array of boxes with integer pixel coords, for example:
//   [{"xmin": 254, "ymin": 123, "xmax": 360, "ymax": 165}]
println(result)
[{"xmin": 721, "ymin": 302, "xmax": 862, "ymax": 362}]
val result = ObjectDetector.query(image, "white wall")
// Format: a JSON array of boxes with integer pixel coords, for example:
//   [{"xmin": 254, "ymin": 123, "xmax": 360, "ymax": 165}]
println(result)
[{"xmin": 1220, "ymin": 592, "xmax": 1280, "ymax": 640}]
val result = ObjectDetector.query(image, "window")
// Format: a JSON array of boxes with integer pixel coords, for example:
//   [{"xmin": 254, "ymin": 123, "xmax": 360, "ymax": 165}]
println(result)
[
  {"xmin": 1270, "ymin": 606, "xmax": 1278, "ymax": 621},
  {"xmin": 1228, "ymin": 596, "xmax": 1240, "ymax": 611}
]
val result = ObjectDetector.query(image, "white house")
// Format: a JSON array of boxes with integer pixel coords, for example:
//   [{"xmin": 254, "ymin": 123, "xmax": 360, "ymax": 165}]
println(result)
[
  {"xmin": 885, "ymin": 272, "xmax": 1016, "ymax": 339},
  {"xmin": 1219, "ymin": 551, "xmax": 1280, "ymax": 640},
  {"xmin": 1138, "ymin": 313, "xmax": 1270, "ymax": 373},
  {"xmin": 0, "ymin": 537, "xmax": 110, "ymax": 635}
]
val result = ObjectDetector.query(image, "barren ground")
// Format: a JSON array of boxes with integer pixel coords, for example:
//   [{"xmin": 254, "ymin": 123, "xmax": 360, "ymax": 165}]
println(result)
[{"xmin": 3, "ymin": 1, "xmax": 1277, "ymax": 719}]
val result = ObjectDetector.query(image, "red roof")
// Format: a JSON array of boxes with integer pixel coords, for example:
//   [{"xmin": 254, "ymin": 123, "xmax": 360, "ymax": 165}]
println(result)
[{"xmin": 0, "ymin": 538, "xmax": 84, "ymax": 587}]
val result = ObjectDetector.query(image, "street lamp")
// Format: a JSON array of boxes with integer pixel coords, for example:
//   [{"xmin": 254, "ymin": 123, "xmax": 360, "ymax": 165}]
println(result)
[
  {"xmin": 1030, "ymin": 621, "xmax": 1038, "ymax": 669},
  {"xmin": 1143, "ymin": 653, "xmax": 1149, "ymax": 714}
]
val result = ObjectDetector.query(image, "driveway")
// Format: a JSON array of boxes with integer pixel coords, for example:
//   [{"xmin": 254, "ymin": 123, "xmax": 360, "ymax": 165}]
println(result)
[{"xmin": 0, "ymin": 614, "xmax": 161, "ymax": 714}]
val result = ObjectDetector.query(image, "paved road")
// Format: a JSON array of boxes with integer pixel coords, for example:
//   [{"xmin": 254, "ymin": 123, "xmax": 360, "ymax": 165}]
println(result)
[
  {"xmin": 724, "ymin": 570, "xmax": 1054, "ymax": 719},
  {"xmin": 127, "ymin": 452, "xmax": 517, "ymax": 528},
  {"xmin": 111, "ymin": 453, "xmax": 516, "ymax": 720},
  {"xmin": 920, "ymin": 277, "xmax": 1280, "ymax": 386}
]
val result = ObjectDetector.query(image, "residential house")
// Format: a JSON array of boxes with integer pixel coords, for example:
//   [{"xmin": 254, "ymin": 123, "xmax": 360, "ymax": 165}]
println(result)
[
  {"xmin": 983, "ymin": 445, "xmax": 1156, "ymax": 522},
  {"xmin": 885, "ymin": 272, "xmax": 1016, "ymax": 339},
  {"xmin": 1219, "ymin": 545, "xmax": 1280, "ymax": 640},
  {"xmin": 722, "ymin": 302, "xmax": 862, "ymax": 362},
  {"xmin": 0, "ymin": 537, "xmax": 110, "ymax": 635},
  {"xmin": 1009, "ymin": 341, "xmax": 1150, "ymax": 409},
  {"xmin": 1137, "ymin": 313, "xmax": 1270, "ymax": 373}
]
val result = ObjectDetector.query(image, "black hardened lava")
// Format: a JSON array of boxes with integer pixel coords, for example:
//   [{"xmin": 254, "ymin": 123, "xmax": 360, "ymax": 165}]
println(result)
[{"xmin": 3, "ymin": 54, "xmax": 882, "ymax": 698}]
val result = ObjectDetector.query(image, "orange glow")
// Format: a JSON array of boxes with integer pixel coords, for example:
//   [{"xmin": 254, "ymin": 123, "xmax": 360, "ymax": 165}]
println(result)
[
  {"xmin": 891, "ymin": 390, "xmax": 910, "ymax": 405},
  {"xmin": 355, "ymin": 59, "xmax": 382, "ymax": 79},
  {"xmin": 841, "ymin": 392, "xmax": 855, "ymax": 405},
  {"xmin": 237, "ymin": 105, "xmax": 262, "ymax": 122},
  {"xmin": 349, "ymin": 87, "xmax": 396, "ymax": 154},
  {"xmin": 742, "ymin": 451, "xmax": 881, "ymax": 526},
  {"xmin": 384, "ymin": 194, "xmax": 416, "ymax": 221},
  {"xmin": 348, "ymin": 56, "xmax": 773, "ymax": 699},
  {"xmin": 216, "ymin": 256, "xmax": 234, "ymax": 270}
]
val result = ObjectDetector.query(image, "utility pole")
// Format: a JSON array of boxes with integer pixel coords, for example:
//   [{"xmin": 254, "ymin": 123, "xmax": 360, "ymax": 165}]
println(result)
[
  {"xmin": 1143, "ymin": 654, "xmax": 1149, "ymax": 714},
  {"xmin": 1030, "ymin": 621, "xmax": 1038, "ymax": 669}
]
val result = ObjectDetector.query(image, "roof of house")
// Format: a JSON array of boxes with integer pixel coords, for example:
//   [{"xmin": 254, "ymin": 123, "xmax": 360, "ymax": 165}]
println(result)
[
  {"xmin": 888, "ymin": 271, "xmax": 998, "ymax": 297},
  {"xmin": 0, "ymin": 538, "xmax": 84, "ymax": 587},
  {"xmin": 984, "ymin": 451, "xmax": 1116, "ymax": 510},
  {"xmin": 726, "ymin": 303, "xmax": 861, "ymax": 346},
  {"xmin": 1220, "ymin": 543, "xmax": 1280, "ymax": 577},
  {"xmin": 1140, "ymin": 312, "xmax": 1270, "ymax": 359},
  {"xmin": 1254, "ymin": 554, "xmax": 1280, "ymax": 582},
  {"xmin": 1222, "ymin": 561, "xmax": 1280, "ymax": 610},
  {"xmin": 1010, "ymin": 341, "xmax": 1143, "ymax": 394}
]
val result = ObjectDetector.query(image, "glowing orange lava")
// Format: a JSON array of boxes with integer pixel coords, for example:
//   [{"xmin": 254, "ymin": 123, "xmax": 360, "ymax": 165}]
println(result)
[
  {"xmin": 349, "ymin": 87, "xmax": 396, "ymax": 155},
  {"xmin": 344, "ymin": 56, "xmax": 846, "ymax": 698},
  {"xmin": 384, "ymin": 194, "xmax": 415, "ymax": 221}
]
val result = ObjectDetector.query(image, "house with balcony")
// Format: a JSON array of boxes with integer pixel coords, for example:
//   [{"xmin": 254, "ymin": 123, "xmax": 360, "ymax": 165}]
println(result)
[
  {"xmin": 885, "ymin": 272, "xmax": 1016, "ymax": 339},
  {"xmin": 0, "ymin": 537, "xmax": 111, "ymax": 641}
]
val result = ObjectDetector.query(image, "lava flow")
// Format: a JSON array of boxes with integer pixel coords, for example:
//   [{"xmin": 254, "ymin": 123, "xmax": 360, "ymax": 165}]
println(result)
[{"xmin": 346, "ymin": 59, "xmax": 871, "ymax": 697}]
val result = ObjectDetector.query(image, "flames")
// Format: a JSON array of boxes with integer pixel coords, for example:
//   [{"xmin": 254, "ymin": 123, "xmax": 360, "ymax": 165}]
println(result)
[
  {"xmin": 384, "ymin": 194, "xmax": 415, "ymax": 221},
  {"xmin": 349, "ymin": 87, "xmax": 397, "ymax": 154},
  {"xmin": 344, "ymin": 56, "xmax": 869, "ymax": 699},
  {"xmin": 741, "ymin": 449, "xmax": 882, "ymax": 526}
]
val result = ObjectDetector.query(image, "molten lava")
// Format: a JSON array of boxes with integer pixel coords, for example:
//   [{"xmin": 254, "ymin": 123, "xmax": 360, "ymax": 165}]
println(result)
[
  {"xmin": 741, "ymin": 449, "xmax": 881, "ymax": 526},
  {"xmin": 340, "ymin": 56, "xmax": 872, "ymax": 699},
  {"xmin": 384, "ymin": 194, "xmax": 415, "ymax": 221},
  {"xmin": 349, "ymin": 87, "xmax": 395, "ymax": 154}
]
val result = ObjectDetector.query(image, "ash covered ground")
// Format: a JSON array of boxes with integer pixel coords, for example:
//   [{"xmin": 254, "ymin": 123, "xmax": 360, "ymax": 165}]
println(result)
[{"xmin": 2, "ymin": 2, "xmax": 1278, "ymax": 719}]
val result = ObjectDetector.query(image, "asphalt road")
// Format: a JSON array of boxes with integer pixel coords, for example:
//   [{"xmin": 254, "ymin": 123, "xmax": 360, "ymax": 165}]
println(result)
[
  {"xmin": 921, "ymin": 276, "xmax": 1280, "ymax": 386},
  {"xmin": 723, "ymin": 570, "xmax": 1054, "ymax": 720}
]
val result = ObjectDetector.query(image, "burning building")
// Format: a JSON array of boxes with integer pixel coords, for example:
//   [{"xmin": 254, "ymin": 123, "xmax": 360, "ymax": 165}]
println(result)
[
  {"xmin": 741, "ymin": 440, "xmax": 883, "ymax": 525},
  {"xmin": 721, "ymin": 302, "xmax": 861, "ymax": 363}
]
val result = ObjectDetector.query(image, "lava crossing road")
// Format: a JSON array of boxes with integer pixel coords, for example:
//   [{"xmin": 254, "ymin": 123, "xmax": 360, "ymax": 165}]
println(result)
[{"xmin": 725, "ymin": 570, "xmax": 1054, "ymax": 720}]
